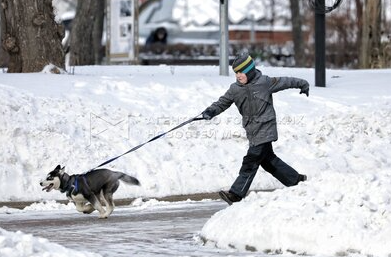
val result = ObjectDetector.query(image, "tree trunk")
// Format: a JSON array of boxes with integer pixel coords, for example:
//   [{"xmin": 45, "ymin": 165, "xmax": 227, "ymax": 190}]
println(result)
[
  {"xmin": 355, "ymin": 0, "xmax": 363, "ymax": 60},
  {"xmin": 359, "ymin": 0, "xmax": 382, "ymax": 68},
  {"xmin": 0, "ymin": 45, "xmax": 9, "ymax": 67},
  {"xmin": 69, "ymin": 0, "xmax": 105, "ymax": 66},
  {"xmin": 94, "ymin": 0, "xmax": 105, "ymax": 64},
  {"xmin": 289, "ymin": 0, "xmax": 305, "ymax": 67},
  {"xmin": 0, "ymin": 0, "xmax": 65, "ymax": 73},
  {"xmin": 0, "ymin": 9, "xmax": 9, "ymax": 67}
]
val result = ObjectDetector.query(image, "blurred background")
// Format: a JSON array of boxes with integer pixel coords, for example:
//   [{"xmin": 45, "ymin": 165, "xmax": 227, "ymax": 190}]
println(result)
[{"xmin": 1, "ymin": 0, "xmax": 391, "ymax": 69}]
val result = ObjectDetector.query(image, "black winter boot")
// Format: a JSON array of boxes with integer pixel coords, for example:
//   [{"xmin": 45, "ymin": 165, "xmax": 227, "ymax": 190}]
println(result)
[
  {"xmin": 297, "ymin": 174, "xmax": 307, "ymax": 184},
  {"xmin": 219, "ymin": 190, "xmax": 242, "ymax": 205}
]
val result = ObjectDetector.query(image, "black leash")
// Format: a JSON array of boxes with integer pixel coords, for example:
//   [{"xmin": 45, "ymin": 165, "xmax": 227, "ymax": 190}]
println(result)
[{"xmin": 90, "ymin": 114, "xmax": 205, "ymax": 171}]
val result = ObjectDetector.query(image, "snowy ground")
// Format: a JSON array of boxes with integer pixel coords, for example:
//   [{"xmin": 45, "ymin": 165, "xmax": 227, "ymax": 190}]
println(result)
[
  {"xmin": 0, "ymin": 227, "xmax": 100, "ymax": 257},
  {"xmin": 1, "ymin": 66, "xmax": 391, "ymax": 256},
  {"xmin": 0, "ymin": 199, "xmax": 253, "ymax": 257}
]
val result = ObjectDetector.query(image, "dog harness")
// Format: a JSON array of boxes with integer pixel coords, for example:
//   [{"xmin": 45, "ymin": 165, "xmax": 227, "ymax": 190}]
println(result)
[
  {"xmin": 62, "ymin": 175, "xmax": 88, "ymax": 197},
  {"xmin": 71, "ymin": 175, "xmax": 89, "ymax": 195}
]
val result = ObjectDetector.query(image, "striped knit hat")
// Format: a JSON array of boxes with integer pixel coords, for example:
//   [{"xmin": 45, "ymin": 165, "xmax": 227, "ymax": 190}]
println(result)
[{"xmin": 232, "ymin": 53, "xmax": 256, "ymax": 82}]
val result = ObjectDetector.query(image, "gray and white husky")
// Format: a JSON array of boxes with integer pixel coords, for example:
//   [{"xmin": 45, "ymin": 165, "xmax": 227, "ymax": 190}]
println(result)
[{"xmin": 40, "ymin": 165, "xmax": 140, "ymax": 218}]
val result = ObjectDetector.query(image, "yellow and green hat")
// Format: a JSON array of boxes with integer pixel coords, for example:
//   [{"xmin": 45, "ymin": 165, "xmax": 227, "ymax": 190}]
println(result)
[{"xmin": 232, "ymin": 53, "xmax": 255, "ymax": 74}]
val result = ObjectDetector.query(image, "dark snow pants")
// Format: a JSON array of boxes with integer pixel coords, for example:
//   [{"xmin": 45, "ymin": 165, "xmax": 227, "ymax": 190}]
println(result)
[{"xmin": 230, "ymin": 142, "xmax": 300, "ymax": 198}]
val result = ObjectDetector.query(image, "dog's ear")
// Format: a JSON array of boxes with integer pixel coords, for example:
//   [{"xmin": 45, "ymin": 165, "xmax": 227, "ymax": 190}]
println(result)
[{"xmin": 55, "ymin": 165, "xmax": 65, "ymax": 175}]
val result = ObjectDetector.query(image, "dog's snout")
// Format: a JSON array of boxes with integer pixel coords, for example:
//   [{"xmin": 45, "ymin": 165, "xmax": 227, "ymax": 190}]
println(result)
[{"xmin": 40, "ymin": 182, "xmax": 43, "ymax": 186}]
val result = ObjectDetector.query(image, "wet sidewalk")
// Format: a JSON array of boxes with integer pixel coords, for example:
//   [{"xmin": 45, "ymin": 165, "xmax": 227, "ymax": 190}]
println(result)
[{"xmin": 0, "ymin": 200, "xmax": 265, "ymax": 256}]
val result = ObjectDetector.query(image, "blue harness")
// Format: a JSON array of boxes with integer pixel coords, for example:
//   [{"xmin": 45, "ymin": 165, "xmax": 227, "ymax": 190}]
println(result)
[{"xmin": 71, "ymin": 175, "xmax": 88, "ymax": 195}]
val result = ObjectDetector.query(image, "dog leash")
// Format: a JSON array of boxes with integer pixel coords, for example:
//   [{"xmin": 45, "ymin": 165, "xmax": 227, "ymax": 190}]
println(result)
[{"xmin": 90, "ymin": 114, "xmax": 205, "ymax": 171}]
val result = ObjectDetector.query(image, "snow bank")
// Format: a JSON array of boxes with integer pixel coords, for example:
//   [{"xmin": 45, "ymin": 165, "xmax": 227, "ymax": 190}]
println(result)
[
  {"xmin": 0, "ymin": 200, "xmax": 74, "ymax": 215},
  {"xmin": 0, "ymin": 228, "xmax": 101, "ymax": 257},
  {"xmin": 201, "ymin": 171, "xmax": 391, "ymax": 256},
  {"xmin": 0, "ymin": 207, "xmax": 22, "ymax": 215},
  {"xmin": 23, "ymin": 200, "xmax": 75, "ymax": 212},
  {"xmin": 130, "ymin": 197, "xmax": 215, "ymax": 211}
]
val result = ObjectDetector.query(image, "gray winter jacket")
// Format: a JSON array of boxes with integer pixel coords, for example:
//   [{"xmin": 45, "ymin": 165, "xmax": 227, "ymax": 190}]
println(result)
[{"xmin": 205, "ymin": 69, "xmax": 309, "ymax": 146}]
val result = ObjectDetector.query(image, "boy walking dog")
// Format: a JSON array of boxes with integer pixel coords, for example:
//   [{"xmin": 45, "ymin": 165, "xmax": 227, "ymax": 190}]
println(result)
[{"xmin": 203, "ymin": 53, "xmax": 309, "ymax": 205}]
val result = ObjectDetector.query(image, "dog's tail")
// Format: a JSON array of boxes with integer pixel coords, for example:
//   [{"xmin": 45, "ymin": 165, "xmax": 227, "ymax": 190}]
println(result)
[{"xmin": 117, "ymin": 172, "xmax": 140, "ymax": 186}]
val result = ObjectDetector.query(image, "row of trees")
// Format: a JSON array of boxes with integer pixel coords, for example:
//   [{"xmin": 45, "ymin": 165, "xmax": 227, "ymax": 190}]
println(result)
[{"xmin": 0, "ymin": 0, "xmax": 389, "ymax": 73}]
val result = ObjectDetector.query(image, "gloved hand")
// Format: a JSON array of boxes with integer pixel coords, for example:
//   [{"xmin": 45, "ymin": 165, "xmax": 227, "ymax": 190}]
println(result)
[
  {"xmin": 300, "ymin": 81, "xmax": 310, "ymax": 97},
  {"xmin": 202, "ymin": 109, "xmax": 214, "ymax": 120}
]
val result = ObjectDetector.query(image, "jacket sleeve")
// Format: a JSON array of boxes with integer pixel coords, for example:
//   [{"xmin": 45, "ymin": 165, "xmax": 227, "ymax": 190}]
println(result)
[
  {"xmin": 204, "ymin": 86, "xmax": 235, "ymax": 117},
  {"xmin": 268, "ymin": 76, "xmax": 309, "ymax": 94}
]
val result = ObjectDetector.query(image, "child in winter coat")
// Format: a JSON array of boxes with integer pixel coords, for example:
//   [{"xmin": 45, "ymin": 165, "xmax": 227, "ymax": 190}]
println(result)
[{"xmin": 202, "ymin": 53, "xmax": 309, "ymax": 205}]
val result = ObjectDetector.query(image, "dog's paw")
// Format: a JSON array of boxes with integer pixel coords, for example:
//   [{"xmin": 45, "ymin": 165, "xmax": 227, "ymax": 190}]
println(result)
[
  {"xmin": 82, "ymin": 206, "xmax": 95, "ymax": 214},
  {"xmin": 99, "ymin": 214, "xmax": 109, "ymax": 219}
]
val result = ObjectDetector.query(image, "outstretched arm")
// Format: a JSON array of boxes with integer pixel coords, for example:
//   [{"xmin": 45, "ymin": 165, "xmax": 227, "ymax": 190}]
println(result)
[
  {"xmin": 268, "ymin": 76, "xmax": 310, "ymax": 96},
  {"xmin": 202, "ymin": 87, "xmax": 234, "ymax": 120}
]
